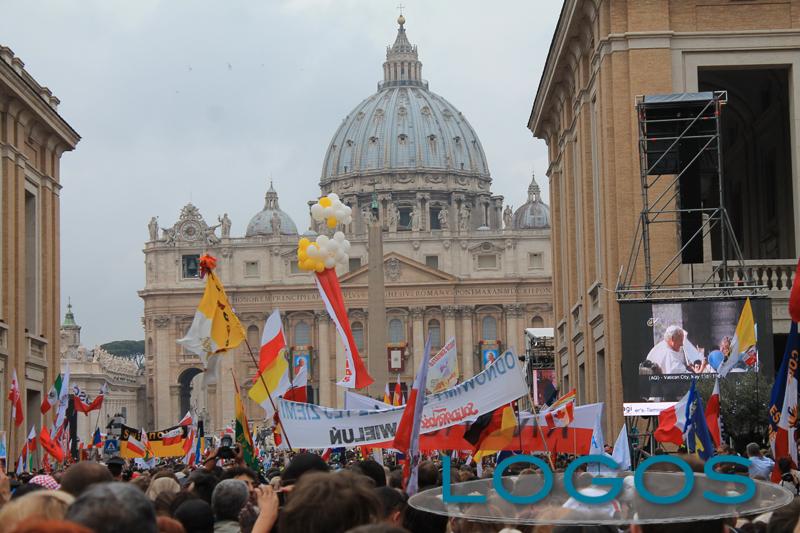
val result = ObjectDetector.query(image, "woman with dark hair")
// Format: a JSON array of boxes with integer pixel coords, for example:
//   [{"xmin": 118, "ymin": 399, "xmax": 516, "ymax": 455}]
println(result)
[{"xmin": 777, "ymin": 456, "xmax": 800, "ymax": 495}]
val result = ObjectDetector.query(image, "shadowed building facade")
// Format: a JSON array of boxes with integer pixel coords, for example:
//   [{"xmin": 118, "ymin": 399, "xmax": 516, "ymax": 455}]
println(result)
[
  {"xmin": 0, "ymin": 46, "xmax": 79, "ymax": 456},
  {"xmin": 529, "ymin": 0, "xmax": 800, "ymax": 434},
  {"xmin": 141, "ymin": 17, "xmax": 553, "ymax": 432}
]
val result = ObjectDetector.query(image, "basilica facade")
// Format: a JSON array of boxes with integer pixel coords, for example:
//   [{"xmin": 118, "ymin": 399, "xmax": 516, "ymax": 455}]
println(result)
[{"xmin": 140, "ymin": 17, "xmax": 553, "ymax": 432}]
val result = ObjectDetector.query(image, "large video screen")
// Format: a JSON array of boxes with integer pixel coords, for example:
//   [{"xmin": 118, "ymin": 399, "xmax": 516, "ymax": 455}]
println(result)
[{"xmin": 620, "ymin": 297, "xmax": 773, "ymax": 416}]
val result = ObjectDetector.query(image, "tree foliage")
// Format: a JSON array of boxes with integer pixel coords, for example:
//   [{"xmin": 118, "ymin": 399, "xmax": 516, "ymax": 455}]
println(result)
[
  {"xmin": 696, "ymin": 373, "xmax": 774, "ymax": 452},
  {"xmin": 100, "ymin": 340, "xmax": 145, "ymax": 357}
]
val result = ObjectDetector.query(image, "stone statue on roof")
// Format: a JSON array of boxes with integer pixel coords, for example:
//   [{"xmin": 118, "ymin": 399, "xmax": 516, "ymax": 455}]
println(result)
[{"xmin": 148, "ymin": 217, "xmax": 159, "ymax": 242}]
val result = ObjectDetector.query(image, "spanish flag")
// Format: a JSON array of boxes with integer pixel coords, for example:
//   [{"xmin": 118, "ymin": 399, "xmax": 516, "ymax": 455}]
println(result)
[{"xmin": 177, "ymin": 255, "xmax": 245, "ymax": 385}]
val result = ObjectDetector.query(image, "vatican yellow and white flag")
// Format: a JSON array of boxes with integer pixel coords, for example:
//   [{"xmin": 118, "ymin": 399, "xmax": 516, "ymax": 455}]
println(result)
[
  {"xmin": 426, "ymin": 336, "xmax": 459, "ymax": 393},
  {"xmin": 177, "ymin": 255, "xmax": 245, "ymax": 385}
]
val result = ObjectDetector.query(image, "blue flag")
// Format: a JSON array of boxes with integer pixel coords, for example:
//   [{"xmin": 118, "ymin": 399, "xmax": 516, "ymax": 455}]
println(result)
[
  {"xmin": 684, "ymin": 380, "xmax": 715, "ymax": 461},
  {"xmin": 92, "ymin": 428, "xmax": 102, "ymax": 448}
]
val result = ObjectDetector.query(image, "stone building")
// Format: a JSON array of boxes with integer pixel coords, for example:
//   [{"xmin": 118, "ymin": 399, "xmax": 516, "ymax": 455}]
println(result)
[
  {"xmin": 60, "ymin": 303, "xmax": 144, "ymax": 446},
  {"xmin": 528, "ymin": 0, "xmax": 800, "ymax": 434},
  {"xmin": 0, "ymin": 46, "xmax": 79, "ymax": 455},
  {"xmin": 141, "ymin": 17, "xmax": 553, "ymax": 432}
]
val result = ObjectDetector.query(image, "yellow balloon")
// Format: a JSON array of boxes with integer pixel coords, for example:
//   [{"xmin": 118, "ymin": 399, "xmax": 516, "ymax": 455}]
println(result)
[
  {"xmin": 326, "ymin": 218, "xmax": 338, "ymax": 229},
  {"xmin": 298, "ymin": 250, "xmax": 308, "ymax": 261},
  {"xmin": 315, "ymin": 262, "xmax": 325, "ymax": 273},
  {"xmin": 319, "ymin": 197, "xmax": 332, "ymax": 207},
  {"xmin": 299, "ymin": 237, "xmax": 310, "ymax": 248}
]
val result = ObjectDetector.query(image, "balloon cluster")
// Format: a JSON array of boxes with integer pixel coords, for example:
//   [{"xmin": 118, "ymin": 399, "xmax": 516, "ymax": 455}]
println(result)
[
  {"xmin": 297, "ymin": 232, "xmax": 352, "ymax": 272},
  {"xmin": 310, "ymin": 193, "xmax": 353, "ymax": 229}
]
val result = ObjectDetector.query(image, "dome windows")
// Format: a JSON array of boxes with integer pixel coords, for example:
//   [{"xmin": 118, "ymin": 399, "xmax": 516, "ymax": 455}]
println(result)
[
  {"xmin": 398, "ymin": 133, "xmax": 408, "ymax": 145},
  {"xmin": 346, "ymin": 139, "xmax": 354, "ymax": 147},
  {"xmin": 369, "ymin": 136, "xmax": 379, "ymax": 144}
]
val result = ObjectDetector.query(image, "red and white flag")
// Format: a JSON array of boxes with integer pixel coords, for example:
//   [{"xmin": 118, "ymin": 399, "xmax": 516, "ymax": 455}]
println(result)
[
  {"xmin": 126, "ymin": 430, "xmax": 146, "ymax": 458},
  {"xmin": 705, "ymin": 377, "xmax": 721, "ymax": 447},
  {"xmin": 73, "ymin": 383, "xmax": 107, "ymax": 415},
  {"xmin": 544, "ymin": 401, "xmax": 575, "ymax": 428},
  {"xmin": 178, "ymin": 411, "xmax": 193, "ymax": 427},
  {"xmin": 314, "ymin": 268, "xmax": 373, "ymax": 389},
  {"xmin": 654, "ymin": 389, "xmax": 691, "ymax": 446},
  {"xmin": 161, "ymin": 427, "xmax": 184, "ymax": 447},
  {"xmin": 258, "ymin": 310, "xmax": 286, "ymax": 376},
  {"xmin": 8, "ymin": 369, "xmax": 23, "ymax": 427}
]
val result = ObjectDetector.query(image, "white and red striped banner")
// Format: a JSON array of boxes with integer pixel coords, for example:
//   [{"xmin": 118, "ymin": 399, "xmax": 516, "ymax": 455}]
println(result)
[{"xmin": 314, "ymin": 268, "xmax": 373, "ymax": 389}]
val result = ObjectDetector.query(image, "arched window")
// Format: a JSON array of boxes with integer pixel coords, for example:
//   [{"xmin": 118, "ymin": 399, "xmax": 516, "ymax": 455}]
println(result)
[
  {"xmin": 352, "ymin": 321, "xmax": 365, "ymax": 352},
  {"xmin": 247, "ymin": 325, "xmax": 260, "ymax": 348},
  {"xmin": 531, "ymin": 316, "xmax": 544, "ymax": 328},
  {"xmin": 389, "ymin": 319, "xmax": 405, "ymax": 343},
  {"xmin": 147, "ymin": 338, "xmax": 153, "ymax": 356},
  {"xmin": 294, "ymin": 321, "xmax": 311, "ymax": 346},
  {"xmin": 481, "ymin": 316, "xmax": 497, "ymax": 341},
  {"xmin": 428, "ymin": 319, "xmax": 441, "ymax": 349}
]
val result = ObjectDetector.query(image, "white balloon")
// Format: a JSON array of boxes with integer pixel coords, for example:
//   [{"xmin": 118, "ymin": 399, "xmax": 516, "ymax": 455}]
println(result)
[
  {"xmin": 335, "ymin": 251, "xmax": 347, "ymax": 262},
  {"xmin": 328, "ymin": 193, "xmax": 340, "ymax": 203},
  {"xmin": 333, "ymin": 231, "xmax": 346, "ymax": 242},
  {"xmin": 342, "ymin": 240, "xmax": 351, "ymax": 252},
  {"xmin": 317, "ymin": 235, "xmax": 329, "ymax": 245},
  {"xmin": 310, "ymin": 204, "xmax": 324, "ymax": 220},
  {"xmin": 324, "ymin": 239, "xmax": 339, "ymax": 253},
  {"xmin": 307, "ymin": 244, "xmax": 319, "ymax": 258},
  {"xmin": 343, "ymin": 205, "xmax": 352, "ymax": 216},
  {"xmin": 323, "ymin": 206, "xmax": 335, "ymax": 218},
  {"xmin": 342, "ymin": 215, "xmax": 352, "ymax": 225},
  {"xmin": 324, "ymin": 257, "xmax": 336, "ymax": 269}
]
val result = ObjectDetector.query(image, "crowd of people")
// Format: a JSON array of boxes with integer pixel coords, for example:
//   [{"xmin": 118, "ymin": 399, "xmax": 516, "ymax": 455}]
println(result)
[{"xmin": 1, "ymin": 443, "xmax": 800, "ymax": 533}]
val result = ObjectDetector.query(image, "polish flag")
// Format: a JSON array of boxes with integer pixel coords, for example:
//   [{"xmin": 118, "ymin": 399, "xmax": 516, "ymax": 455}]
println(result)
[
  {"xmin": 705, "ymin": 378, "xmax": 721, "ymax": 447},
  {"xmin": 161, "ymin": 427, "xmax": 184, "ymax": 447},
  {"xmin": 126, "ymin": 431, "xmax": 146, "ymax": 458},
  {"xmin": 178, "ymin": 411, "xmax": 193, "ymax": 427},
  {"xmin": 258, "ymin": 310, "xmax": 287, "ymax": 377},
  {"xmin": 314, "ymin": 268, "xmax": 373, "ymax": 389},
  {"xmin": 8, "ymin": 369, "xmax": 23, "ymax": 427},
  {"xmin": 284, "ymin": 365, "xmax": 308, "ymax": 403},
  {"xmin": 654, "ymin": 389, "xmax": 691, "ymax": 446},
  {"xmin": 544, "ymin": 401, "xmax": 575, "ymax": 428}
]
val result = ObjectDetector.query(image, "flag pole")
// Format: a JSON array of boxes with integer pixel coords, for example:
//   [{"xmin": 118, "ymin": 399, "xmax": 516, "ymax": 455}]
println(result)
[
  {"xmin": 242, "ymin": 338, "xmax": 294, "ymax": 452},
  {"xmin": 526, "ymin": 392, "xmax": 555, "ymax": 470}
]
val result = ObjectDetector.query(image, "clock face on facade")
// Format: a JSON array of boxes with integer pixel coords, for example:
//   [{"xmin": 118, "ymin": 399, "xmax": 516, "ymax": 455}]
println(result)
[{"xmin": 180, "ymin": 221, "xmax": 201, "ymax": 241}]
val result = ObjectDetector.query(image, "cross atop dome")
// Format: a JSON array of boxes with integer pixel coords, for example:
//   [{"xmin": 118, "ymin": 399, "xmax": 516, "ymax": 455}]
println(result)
[
  {"xmin": 528, "ymin": 172, "xmax": 541, "ymax": 202},
  {"xmin": 383, "ymin": 13, "xmax": 424, "ymax": 88},
  {"xmin": 265, "ymin": 180, "xmax": 279, "ymax": 210}
]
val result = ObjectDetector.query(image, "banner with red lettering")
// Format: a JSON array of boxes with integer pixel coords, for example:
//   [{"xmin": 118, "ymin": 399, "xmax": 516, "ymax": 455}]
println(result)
[{"xmin": 278, "ymin": 351, "xmax": 528, "ymax": 448}]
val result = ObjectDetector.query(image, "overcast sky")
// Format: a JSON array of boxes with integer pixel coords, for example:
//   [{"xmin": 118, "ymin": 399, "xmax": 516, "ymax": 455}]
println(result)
[{"xmin": 1, "ymin": 0, "xmax": 561, "ymax": 347}]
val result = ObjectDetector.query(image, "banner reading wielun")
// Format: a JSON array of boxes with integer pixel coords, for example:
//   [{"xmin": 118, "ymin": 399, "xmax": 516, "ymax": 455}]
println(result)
[{"xmin": 278, "ymin": 350, "xmax": 527, "ymax": 448}]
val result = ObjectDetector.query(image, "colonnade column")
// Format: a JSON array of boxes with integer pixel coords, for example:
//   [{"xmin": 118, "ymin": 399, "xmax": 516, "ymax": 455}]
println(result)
[
  {"xmin": 411, "ymin": 307, "xmax": 425, "ymax": 374},
  {"xmin": 460, "ymin": 306, "xmax": 474, "ymax": 379},
  {"xmin": 316, "ymin": 311, "xmax": 331, "ymax": 408},
  {"xmin": 443, "ymin": 306, "xmax": 457, "ymax": 345},
  {"xmin": 504, "ymin": 304, "xmax": 520, "ymax": 354}
]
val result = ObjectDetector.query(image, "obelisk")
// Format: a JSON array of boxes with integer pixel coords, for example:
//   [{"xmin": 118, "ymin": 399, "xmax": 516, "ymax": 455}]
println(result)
[{"xmin": 366, "ymin": 202, "xmax": 388, "ymax": 398}]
